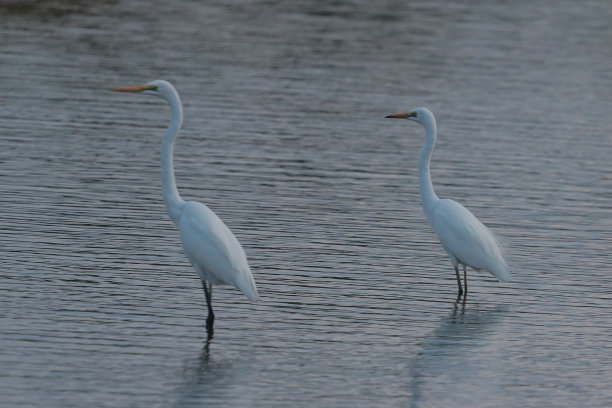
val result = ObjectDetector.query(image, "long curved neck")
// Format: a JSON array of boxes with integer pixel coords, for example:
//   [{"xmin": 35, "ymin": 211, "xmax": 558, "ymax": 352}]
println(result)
[
  {"xmin": 161, "ymin": 90, "xmax": 185, "ymax": 224},
  {"xmin": 418, "ymin": 116, "xmax": 440, "ymax": 223}
]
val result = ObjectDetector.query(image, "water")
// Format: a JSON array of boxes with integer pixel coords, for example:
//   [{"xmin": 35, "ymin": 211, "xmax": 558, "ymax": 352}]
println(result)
[{"xmin": 1, "ymin": 0, "xmax": 611, "ymax": 406}]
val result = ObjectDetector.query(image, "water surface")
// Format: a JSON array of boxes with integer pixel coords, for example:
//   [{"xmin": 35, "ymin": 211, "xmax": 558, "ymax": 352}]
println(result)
[{"xmin": 1, "ymin": 0, "xmax": 611, "ymax": 407}]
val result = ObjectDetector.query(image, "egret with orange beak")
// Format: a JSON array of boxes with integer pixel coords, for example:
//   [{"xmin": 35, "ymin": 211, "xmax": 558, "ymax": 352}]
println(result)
[
  {"xmin": 112, "ymin": 80, "xmax": 259, "ymax": 337},
  {"xmin": 386, "ymin": 108, "xmax": 510, "ymax": 297}
]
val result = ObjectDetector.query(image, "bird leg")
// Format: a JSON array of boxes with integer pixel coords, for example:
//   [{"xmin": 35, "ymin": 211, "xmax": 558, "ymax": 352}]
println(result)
[
  {"xmin": 462, "ymin": 265, "xmax": 468, "ymax": 297},
  {"xmin": 202, "ymin": 281, "xmax": 215, "ymax": 337},
  {"xmin": 454, "ymin": 265, "xmax": 463, "ymax": 297}
]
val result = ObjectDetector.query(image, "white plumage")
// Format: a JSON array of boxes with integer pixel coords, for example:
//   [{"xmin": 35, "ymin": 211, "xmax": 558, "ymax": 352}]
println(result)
[
  {"xmin": 179, "ymin": 201, "xmax": 259, "ymax": 301},
  {"xmin": 113, "ymin": 80, "xmax": 258, "ymax": 336},
  {"xmin": 386, "ymin": 108, "xmax": 510, "ymax": 296},
  {"xmin": 433, "ymin": 199, "xmax": 510, "ymax": 283}
]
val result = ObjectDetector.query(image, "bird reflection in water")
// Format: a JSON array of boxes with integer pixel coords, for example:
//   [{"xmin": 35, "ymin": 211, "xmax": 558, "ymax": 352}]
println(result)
[{"xmin": 409, "ymin": 302, "xmax": 508, "ymax": 408}]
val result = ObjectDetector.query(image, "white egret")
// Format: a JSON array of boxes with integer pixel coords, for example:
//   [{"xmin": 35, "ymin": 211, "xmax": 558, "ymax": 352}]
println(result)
[
  {"xmin": 112, "ymin": 80, "xmax": 259, "ymax": 336},
  {"xmin": 386, "ymin": 108, "xmax": 510, "ymax": 297}
]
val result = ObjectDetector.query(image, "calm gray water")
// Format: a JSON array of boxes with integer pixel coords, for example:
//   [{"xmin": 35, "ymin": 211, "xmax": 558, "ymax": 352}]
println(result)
[{"xmin": 1, "ymin": 0, "xmax": 611, "ymax": 406}]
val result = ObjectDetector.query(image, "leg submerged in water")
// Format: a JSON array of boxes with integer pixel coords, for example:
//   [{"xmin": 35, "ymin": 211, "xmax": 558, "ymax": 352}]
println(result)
[
  {"xmin": 202, "ymin": 281, "xmax": 215, "ymax": 337},
  {"xmin": 462, "ymin": 264, "xmax": 468, "ymax": 297},
  {"xmin": 454, "ymin": 265, "xmax": 463, "ymax": 297}
]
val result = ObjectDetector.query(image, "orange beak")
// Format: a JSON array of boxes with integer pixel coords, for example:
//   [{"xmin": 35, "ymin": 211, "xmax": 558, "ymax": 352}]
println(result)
[
  {"xmin": 385, "ymin": 113, "xmax": 413, "ymax": 119},
  {"xmin": 111, "ymin": 85, "xmax": 157, "ymax": 92}
]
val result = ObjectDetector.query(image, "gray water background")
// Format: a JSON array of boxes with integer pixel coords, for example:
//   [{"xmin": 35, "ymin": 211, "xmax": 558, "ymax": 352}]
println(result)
[{"xmin": 1, "ymin": 0, "xmax": 611, "ymax": 407}]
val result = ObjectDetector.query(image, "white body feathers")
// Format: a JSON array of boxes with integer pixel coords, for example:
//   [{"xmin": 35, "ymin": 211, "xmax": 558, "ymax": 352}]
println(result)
[
  {"xmin": 431, "ymin": 199, "xmax": 510, "ymax": 282},
  {"xmin": 178, "ymin": 201, "xmax": 259, "ymax": 301}
]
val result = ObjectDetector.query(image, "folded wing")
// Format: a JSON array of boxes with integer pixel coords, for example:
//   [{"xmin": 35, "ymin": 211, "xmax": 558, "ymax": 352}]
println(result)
[{"xmin": 432, "ymin": 199, "xmax": 510, "ymax": 282}]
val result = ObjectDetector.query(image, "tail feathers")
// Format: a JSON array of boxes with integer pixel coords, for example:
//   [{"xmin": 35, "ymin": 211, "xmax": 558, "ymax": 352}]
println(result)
[
  {"xmin": 235, "ymin": 271, "xmax": 259, "ymax": 302},
  {"xmin": 490, "ymin": 263, "xmax": 511, "ymax": 283}
]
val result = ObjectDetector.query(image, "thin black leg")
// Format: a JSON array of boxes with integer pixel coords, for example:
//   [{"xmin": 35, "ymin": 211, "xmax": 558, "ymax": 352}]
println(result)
[
  {"xmin": 454, "ymin": 265, "xmax": 463, "ymax": 297},
  {"xmin": 202, "ymin": 281, "xmax": 215, "ymax": 338},
  {"xmin": 463, "ymin": 265, "xmax": 468, "ymax": 297}
]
